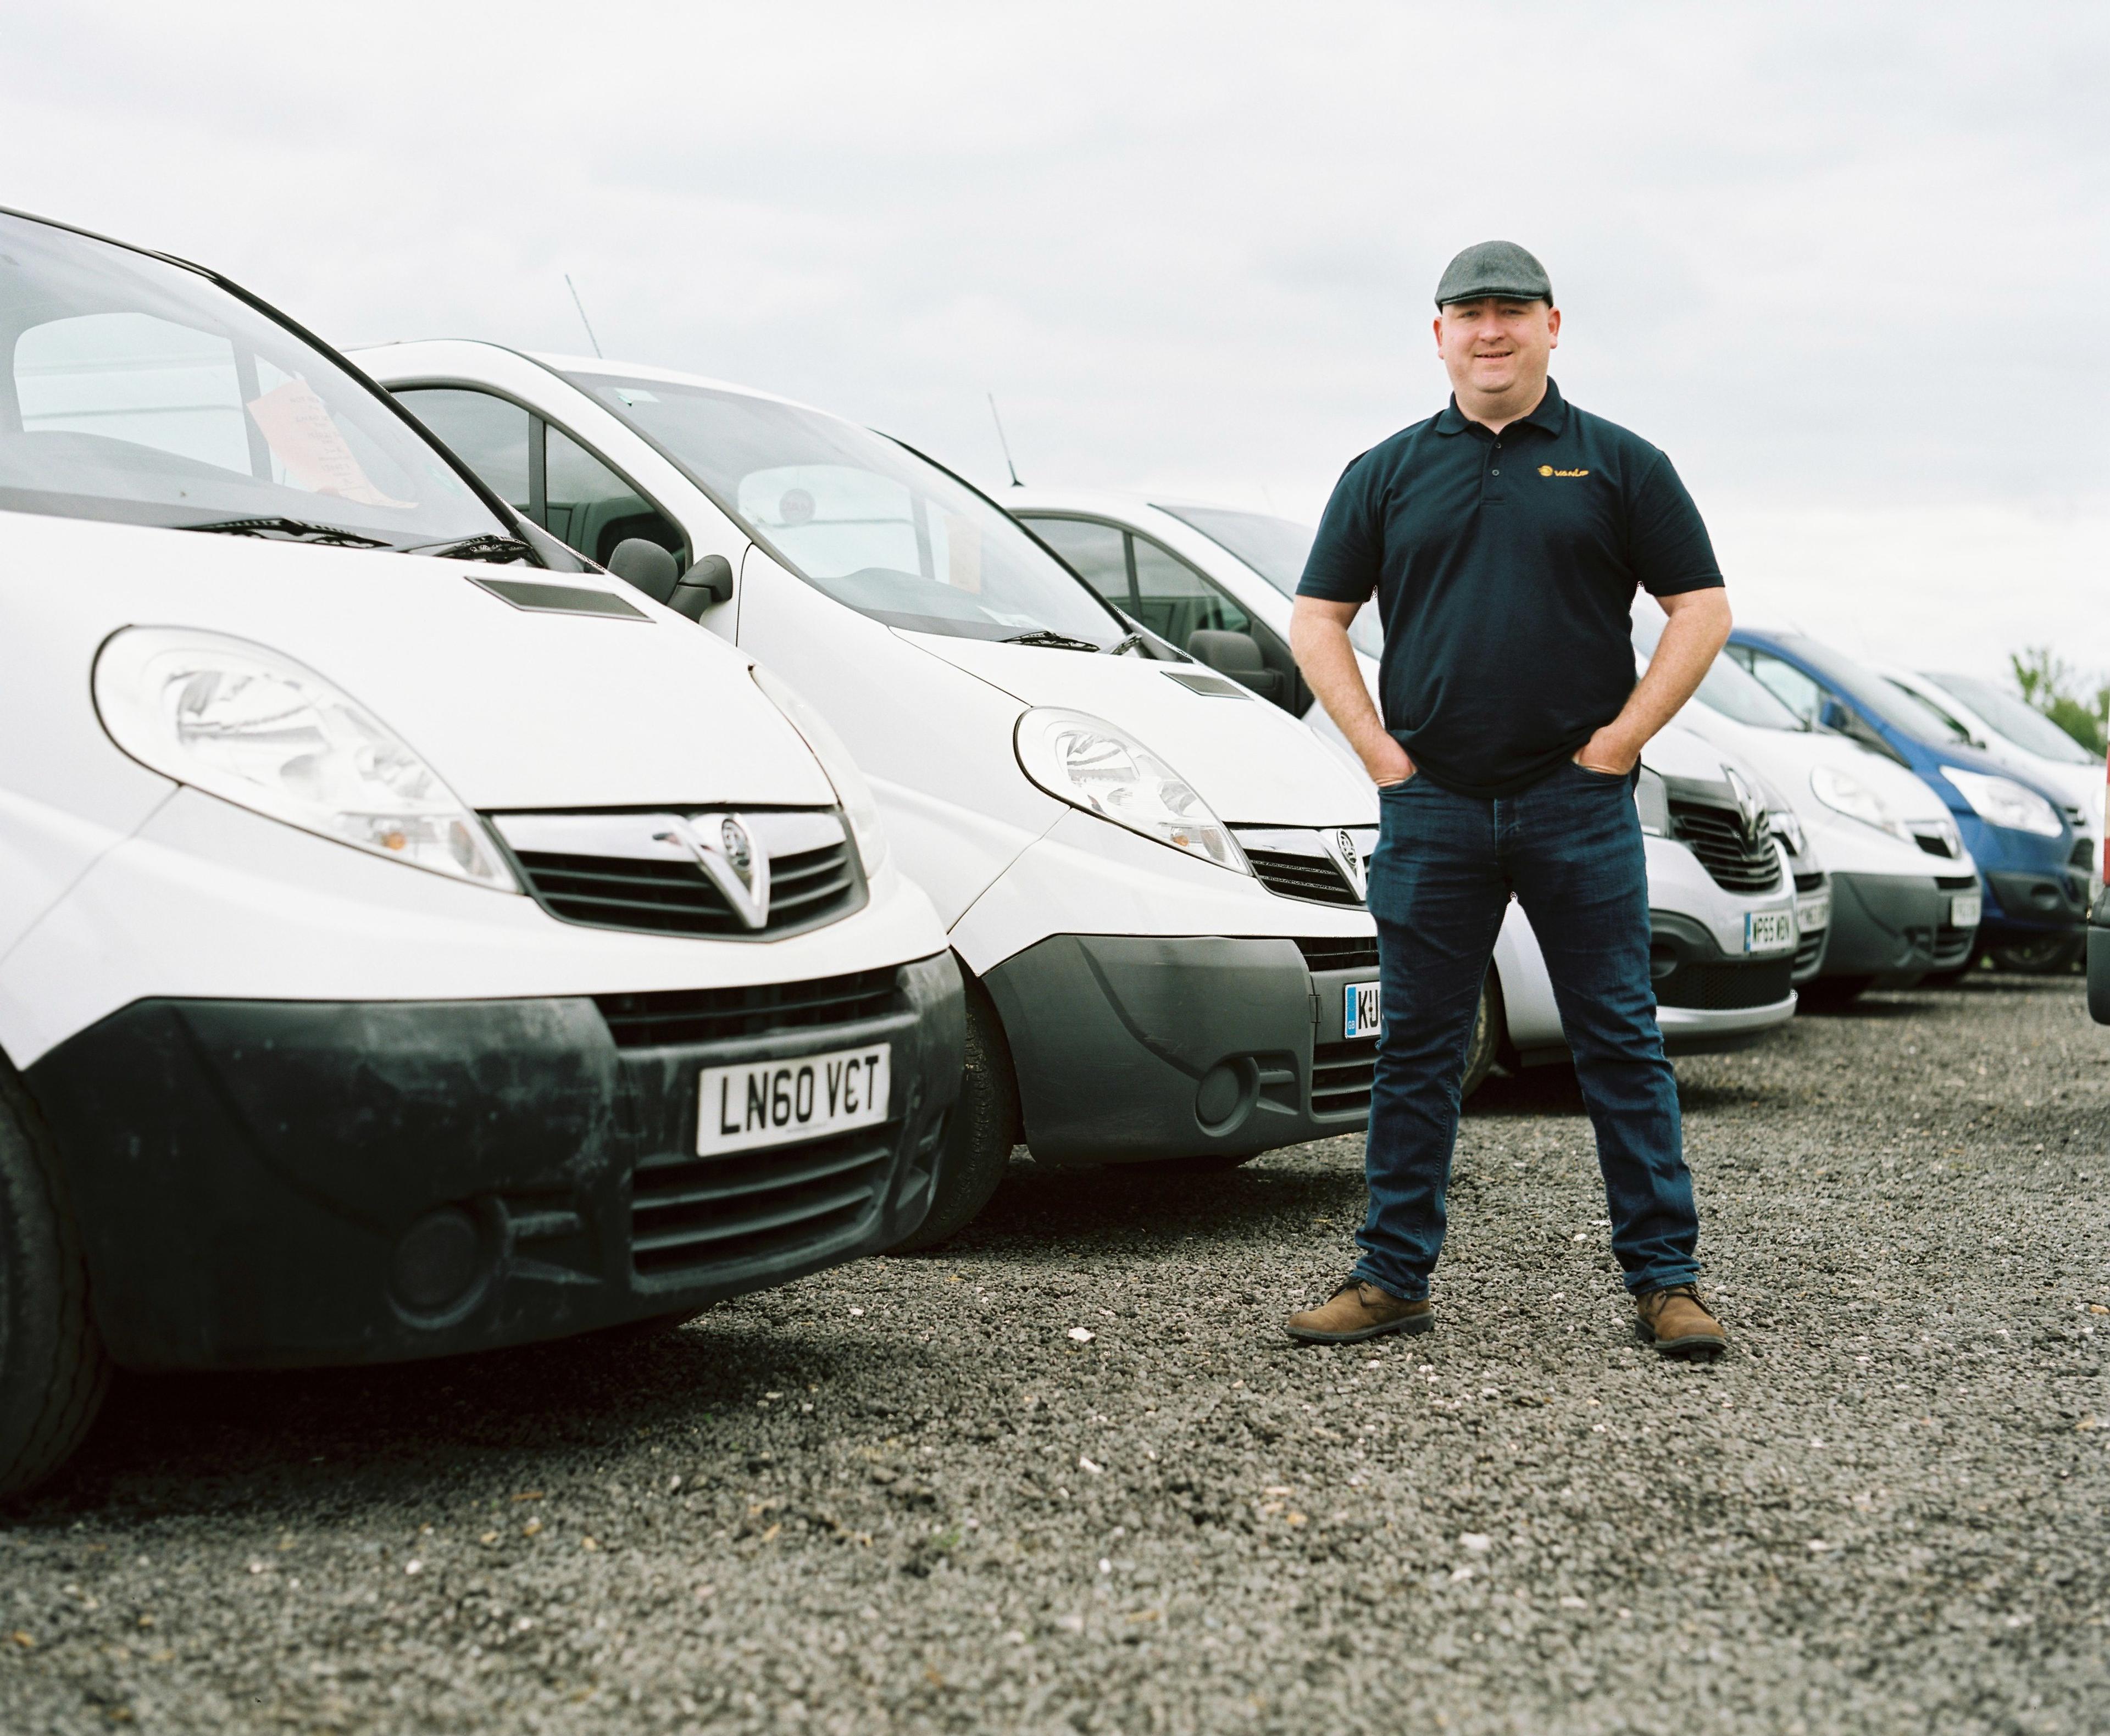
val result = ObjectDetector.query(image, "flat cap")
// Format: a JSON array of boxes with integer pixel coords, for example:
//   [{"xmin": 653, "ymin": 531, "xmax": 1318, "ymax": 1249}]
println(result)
[{"xmin": 1434, "ymin": 240, "xmax": 1552, "ymax": 308}]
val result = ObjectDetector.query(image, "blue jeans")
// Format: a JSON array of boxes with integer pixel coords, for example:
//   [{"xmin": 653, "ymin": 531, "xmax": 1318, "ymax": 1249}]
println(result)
[{"xmin": 1352, "ymin": 759, "xmax": 1700, "ymax": 1301}]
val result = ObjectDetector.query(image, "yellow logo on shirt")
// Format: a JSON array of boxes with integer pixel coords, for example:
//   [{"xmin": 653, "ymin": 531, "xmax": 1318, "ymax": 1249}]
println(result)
[{"xmin": 1539, "ymin": 465, "xmax": 1590, "ymax": 477}]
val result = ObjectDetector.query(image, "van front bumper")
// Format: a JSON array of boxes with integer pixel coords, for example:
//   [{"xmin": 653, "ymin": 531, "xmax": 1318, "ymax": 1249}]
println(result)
[
  {"xmin": 24, "ymin": 953, "xmax": 963, "ymax": 1371},
  {"xmin": 984, "ymin": 934, "xmax": 1373, "ymax": 1166},
  {"xmin": 1823, "ymin": 871, "xmax": 1980, "ymax": 983}
]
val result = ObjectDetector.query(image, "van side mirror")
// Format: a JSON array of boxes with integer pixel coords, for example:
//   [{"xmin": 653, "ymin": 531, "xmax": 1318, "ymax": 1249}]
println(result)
[
  {"xmin": 1187, "ymin": 628, "xmax": 1284, "ymax": 699},
  {"xmin": 606, "ymin": 537, "xmax": 680, "ymax": 604},
  {"xmin": 667, "ymin": 553, "xmax": 735, "ymax": 621}
]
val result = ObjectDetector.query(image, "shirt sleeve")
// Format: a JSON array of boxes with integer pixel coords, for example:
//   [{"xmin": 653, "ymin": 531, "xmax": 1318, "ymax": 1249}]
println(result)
[
  {"xmin": 1626, "ymin": 450, "xmax": 1724, "ymax": 597},
  {"xmin": 1296, "ymin": 451, "xmax": 1382, "ymax": 603}
]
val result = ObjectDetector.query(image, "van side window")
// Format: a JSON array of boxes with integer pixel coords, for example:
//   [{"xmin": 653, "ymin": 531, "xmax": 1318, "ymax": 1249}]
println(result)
[
  {"xmin": 392, "ymin": 388, "xmax": 531, "ymax": 515},
  {"xmin": 1023, "ymin": 516, "xmax": 1130, "ymax": 609},
  {"xmin": 1129, "ymin": 534, "xmax": 1252, "ymax": 646},
  {"xmin": 393, "ymin": 386, "xmax": 685, "ymax": 569},
  {"xmin": 1731, "ymin": 647, "xmax": 1825, "ymax": 726},
  {"xmin": 544, "ymin": 424, "xmax": 680, "ymax": 567}
]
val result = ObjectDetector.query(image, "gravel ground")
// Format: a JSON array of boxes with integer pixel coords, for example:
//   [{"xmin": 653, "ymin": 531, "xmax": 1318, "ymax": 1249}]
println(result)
[{"xmin": 3, "ymin": 973, "xmax": 2107, "ymax": 1735}]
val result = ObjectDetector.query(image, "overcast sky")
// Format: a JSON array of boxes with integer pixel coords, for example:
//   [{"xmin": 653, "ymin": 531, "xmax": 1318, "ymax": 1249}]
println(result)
[{"xmin": 8, "ymin": 1, "xmax": 2108, "ymax": 683}]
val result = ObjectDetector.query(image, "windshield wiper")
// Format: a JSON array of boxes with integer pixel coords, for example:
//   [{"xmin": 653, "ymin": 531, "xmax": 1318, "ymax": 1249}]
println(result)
[
  {"xmin": 405, "ymin": 533, "xmax": 536, "ymax": 564},
  {"xmin": 1108, "ymin": 632, "xmax": 1148, "ymax": 657},
  {"xmin": 1002, "ymin": 629, "xmax": 1106, "ymax": 653},
  {"xmin": 180, "ymin": 516, "xmax": 392, "ymax": 548}
]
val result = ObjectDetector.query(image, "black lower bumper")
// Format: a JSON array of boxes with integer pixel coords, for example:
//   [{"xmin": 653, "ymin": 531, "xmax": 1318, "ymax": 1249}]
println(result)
[
  {"xmin": 25, "ymin": 954, "xmax": 963, "ymax": 1371},
  {"xmin": 1646, "ymin": 910, "xmax": 1796, "ymax": 1023},
  {"xmin": 983, "ymin": 934, "xmax": 1374, "ymax": 1166},
  {"xmin": 1822, "ymin": 872, "xmax": 1978, "ymax": 983},
  {"xmin": 1984, "ymin": 868, "xmax": 2089, "ymax": 940},
  {"xmin": 2089, "ymin": 903, "xmax": 2110, "ymax": 1023}
]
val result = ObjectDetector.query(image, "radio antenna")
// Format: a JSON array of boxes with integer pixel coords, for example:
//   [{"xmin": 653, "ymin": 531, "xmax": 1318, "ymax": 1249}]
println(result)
[
  {"xmin": 564, "ymin": 274, "xmax": 604, "ymax": 358},
  {"xmin": 987, "ymin": 392, "xmax": 1023, "ymax": 487}
]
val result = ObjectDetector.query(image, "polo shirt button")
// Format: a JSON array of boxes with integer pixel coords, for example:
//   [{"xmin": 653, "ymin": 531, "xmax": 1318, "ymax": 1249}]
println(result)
[{"xmin": 1491, "ymin": 469, "xmax": 1500, "ymax": 476}]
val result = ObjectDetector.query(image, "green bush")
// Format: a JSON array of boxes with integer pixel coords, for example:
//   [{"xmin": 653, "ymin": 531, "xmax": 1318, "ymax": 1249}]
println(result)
[{"xmin": 2010, "ymin": 647, "xmax": 2109, "ymax": 757}]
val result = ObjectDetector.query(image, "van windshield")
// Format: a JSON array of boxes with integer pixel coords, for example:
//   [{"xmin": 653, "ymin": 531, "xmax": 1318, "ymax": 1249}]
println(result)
[
  {"xmin": 0, "ymin": 210, "xmax": 507, "ymax": 552},
  {"xmin": 1922, "ymin": 670, "xmax": 2097, "ymax": 765},
  {"xmin": 564, "ymin": 371, "xmax": 1128, "ymax": 647},
  {"xmin": 1633, "ymin": 613, "xmax": 1806, "ymax": 729}
]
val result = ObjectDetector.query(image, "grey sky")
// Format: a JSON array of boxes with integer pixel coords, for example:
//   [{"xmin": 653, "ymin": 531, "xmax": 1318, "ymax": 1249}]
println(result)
[{"xmin": 8, "ymin": 1, "xmax": 2108, "ymax": 679}]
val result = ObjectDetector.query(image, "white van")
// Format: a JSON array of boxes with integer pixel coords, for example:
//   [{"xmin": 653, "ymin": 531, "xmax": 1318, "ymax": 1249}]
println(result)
[
  {"xmin": 999, "ymin": 491, "xmax": 1801, "ymax": 1090},
  {"xmin": 1635, "ymin": 624, "xmax": 1981, "ymax": 1004},
  {"xmin": 0, "ymin": 212, "xmax": 962, "ymax": 1498},
  {"xmin": 354, "ymin": 344, "xmax": 1384, "ymax": 1244}
]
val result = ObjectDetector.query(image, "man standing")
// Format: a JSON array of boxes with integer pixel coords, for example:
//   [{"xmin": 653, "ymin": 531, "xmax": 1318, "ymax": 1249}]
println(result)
[{"xmin": 1286, "ymin": 241, "xmax": 1731, "ymax": 1358}]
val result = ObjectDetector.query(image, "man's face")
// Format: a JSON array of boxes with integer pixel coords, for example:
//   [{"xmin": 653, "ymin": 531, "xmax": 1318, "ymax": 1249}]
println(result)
[{"xmin": 1434, "ymin": 297, "xmax": 1559, "ymax": 402}]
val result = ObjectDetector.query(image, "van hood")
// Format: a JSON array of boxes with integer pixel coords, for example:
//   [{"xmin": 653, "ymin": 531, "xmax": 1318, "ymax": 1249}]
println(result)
[
  {"xmin": 901, "ymin": 633, "xmax": 1377, "ymax": 826},
  {"xmin": 19, "ymin": 512, "xmax": 836, "ymax": 810}
]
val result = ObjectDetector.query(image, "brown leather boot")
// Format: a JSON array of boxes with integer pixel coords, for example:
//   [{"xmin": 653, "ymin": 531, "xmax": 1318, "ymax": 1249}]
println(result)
[
  {"xmin": 1635, "ymin": 1284, "xmax": 1727, "ymax": 1357},
  {"xmin": 1285, "ymin": 1279, "xmax": 1434, "ymax": 1345}
]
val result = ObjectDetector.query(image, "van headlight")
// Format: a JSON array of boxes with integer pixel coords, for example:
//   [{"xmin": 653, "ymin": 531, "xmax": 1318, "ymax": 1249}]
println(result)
[
  {"xmin": 93, "ymin": 627, "xmax": 515, "ymax": 889},
  {"xmin": 1015, "ymin": 708, "xmax": 1248, "ymax": 872},
  {"xmin": 752, "ymin": 663, "xmax": 888, "ymax": 875},
  {"xmin": 1940, "ymin": 767, "xmax": 2063, "ymax": 838},
  {"xmin": 1634, "ymin": 766, "xmax": 1671, "ymax": 836},
  {"xmin": 1810, "ymin": 764, "xmax": 1915, "ymax": 843}
]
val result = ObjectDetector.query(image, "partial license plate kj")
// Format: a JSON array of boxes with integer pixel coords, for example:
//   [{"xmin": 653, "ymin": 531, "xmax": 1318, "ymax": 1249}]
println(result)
[
  {"xmin": 1949, "ymin": 891, "xmax": 1981, "ymax": 928},
  {"xmin": 696, "ymin": 1043, "xmax": 891, "ymax": 1157},
  {"xmin": 1343, "ymin": 980, "xmax": 1382, "ymax": 1039},
  {"xmin": 1795, "ymin": 891, "xmax": 1830, "ymax": 935},
  {"xmin": 1745, "ymin": 909, "xmax": 1796, "ymax": 954}
]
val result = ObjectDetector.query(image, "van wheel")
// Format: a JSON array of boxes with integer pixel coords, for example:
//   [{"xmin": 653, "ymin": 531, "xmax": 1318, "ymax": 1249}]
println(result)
[
  {"xmin": 1987, "ymin": 933, "xmax": 2084, "ymax": 974},
  {"xmin": 890, "ymin": 983, "xmax": 1019, "ymax": 1254},
  {"xmin": 0, "ymin": 1077, "xmax": 110, "ymax": 1501},
  {"xmin": 1459, "ymin": 970, "xmax": 1503, "ymax": 1101}
]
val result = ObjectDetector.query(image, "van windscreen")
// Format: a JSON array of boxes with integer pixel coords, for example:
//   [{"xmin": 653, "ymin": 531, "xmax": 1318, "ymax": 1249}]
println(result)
[
  {"xmin": 565, "ymin": 372, "xmax": 1129, "ymax": 649},
  {"xmin": 0, "ymin": 211, "xmax": 507, "ymax": 553}
]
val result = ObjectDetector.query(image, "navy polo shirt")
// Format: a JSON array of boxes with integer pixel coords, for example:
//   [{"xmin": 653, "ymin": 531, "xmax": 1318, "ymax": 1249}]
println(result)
[{"xmin": 1297, "ymin": 379, "xmax": 1723, "ymax": 798}]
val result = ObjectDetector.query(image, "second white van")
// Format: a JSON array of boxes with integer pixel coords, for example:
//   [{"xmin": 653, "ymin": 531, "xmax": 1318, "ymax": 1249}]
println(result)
[{"xmin": 356, "ymin": 344, "xmax": 1385, "ymax": 1246}]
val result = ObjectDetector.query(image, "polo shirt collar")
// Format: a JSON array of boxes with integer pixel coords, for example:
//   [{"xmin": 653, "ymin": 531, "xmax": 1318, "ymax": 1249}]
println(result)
[{"xmin": 1434, "ymin": 377, "xmax": 1569, "ymax": 438}]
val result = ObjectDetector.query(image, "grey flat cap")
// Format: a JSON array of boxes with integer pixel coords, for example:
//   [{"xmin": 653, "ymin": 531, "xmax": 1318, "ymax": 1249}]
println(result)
[{"xmin": 1434, "ymin": 240, "xmax": 1553, "ymax": 308}]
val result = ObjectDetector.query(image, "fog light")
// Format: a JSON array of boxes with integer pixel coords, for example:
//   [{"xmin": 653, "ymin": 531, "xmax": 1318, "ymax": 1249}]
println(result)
[
  {"xmin": 1194, "ymin": 1059, "xmax": 1259, "ymax": 1134},
  {"xmin": 390, "ymin": 1208, "xmax": 484, "ymax": 1314}
]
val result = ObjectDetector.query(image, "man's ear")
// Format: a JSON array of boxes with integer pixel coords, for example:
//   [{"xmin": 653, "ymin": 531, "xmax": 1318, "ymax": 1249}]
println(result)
[
  {"xmin": 1546, "ymin": 307, "xmax": 1561, "ymax": 348},
  {"xmin": 1432, "ymin": 313, "xmax": 1446, "ymax": 352}
]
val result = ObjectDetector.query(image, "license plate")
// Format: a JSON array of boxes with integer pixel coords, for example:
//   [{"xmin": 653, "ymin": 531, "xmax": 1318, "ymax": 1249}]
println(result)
[
  {"xmin": 696, "ymin": 1043, "xmax": 891, "ymax": 1156},
  {"xmin": 1795, "ymin": 891, "xmax": 1830, "ymax": 934},
  {"xmin": 1950, "ymin": 891, "xmax": 1981, "ymax": 928},
  {"xmin": 1343, "ymin": 980, "xmax": 1381, "ymax": 1039},
  {"xmin": 1745, "ymin": 909, "xmax": 1796, "ymax": 954}
]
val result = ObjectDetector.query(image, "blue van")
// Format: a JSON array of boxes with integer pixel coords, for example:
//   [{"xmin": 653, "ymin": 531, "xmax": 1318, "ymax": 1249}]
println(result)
[{"xmin": 1726, "ymin": 629, "xmax": 2087, "ymax": 972}]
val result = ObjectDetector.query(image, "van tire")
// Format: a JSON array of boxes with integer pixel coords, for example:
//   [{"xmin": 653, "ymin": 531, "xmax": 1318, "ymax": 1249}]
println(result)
[
  {"xmin": 0, "ymin": 1076, "xmax": 109, "ymax": 1502},
  {"xmin": 1459, "ymin": 970, "xmax": 1503, "ymax": 1101},
  {"xmin": 890, "ymin": 983, "xmax": 1018, "ymax": 1254}
]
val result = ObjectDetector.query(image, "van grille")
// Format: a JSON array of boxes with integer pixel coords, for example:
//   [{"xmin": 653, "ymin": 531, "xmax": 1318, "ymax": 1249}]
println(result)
[
  {"xmin": 595, "ymin": 968, "xmax": 901, "ymax": 1050},
  {"xmin": 515, "ymin": 839, "xmax": 858, "ymax": 937},
  {"xmin": 629, "ymin": 1129, "xmax": 895, "ymax": 1278},
  {"xmin": 1667, "ymin": 800, "xmax": 1782, "ymax": 893},
  {"xmin": 1247, "ymin": 850, "xmax": 1362, "ymax": 906},
  {"xmin": 1294, "ymin": 936, "xmax": 1381, "ymax": 973},
  {"xmin": 1311, "ymin": 1039, "xmax": 1377, "ymax": 1116}
]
